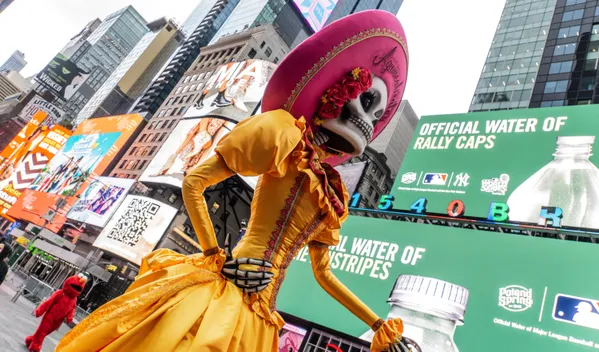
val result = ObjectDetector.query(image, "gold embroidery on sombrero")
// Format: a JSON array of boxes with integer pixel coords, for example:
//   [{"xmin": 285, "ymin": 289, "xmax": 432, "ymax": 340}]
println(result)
[{"xmin": 284, "ymin": 28, "xmax": 409, "ymax": 113}]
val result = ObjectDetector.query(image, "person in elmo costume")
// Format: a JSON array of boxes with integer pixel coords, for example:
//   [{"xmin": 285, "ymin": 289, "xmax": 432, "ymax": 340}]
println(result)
[{"xmin": 26, "ymin": 273, "xmax": 88, "ymax": 352}]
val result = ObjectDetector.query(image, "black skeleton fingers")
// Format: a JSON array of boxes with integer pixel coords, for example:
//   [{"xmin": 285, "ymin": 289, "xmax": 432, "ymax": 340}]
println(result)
[
  {"xmin": 387, "ymin": 337, "xmax": 422, "ymax": 352},
  {"xmin": 221, "ymin": 233, "xmax": 274, "ymax": 293}
]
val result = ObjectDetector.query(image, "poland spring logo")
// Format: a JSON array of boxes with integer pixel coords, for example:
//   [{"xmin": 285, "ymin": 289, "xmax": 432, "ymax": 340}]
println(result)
[{"xmin": 498, "ymin": 285, "xmax": 533, "ymax": 312}]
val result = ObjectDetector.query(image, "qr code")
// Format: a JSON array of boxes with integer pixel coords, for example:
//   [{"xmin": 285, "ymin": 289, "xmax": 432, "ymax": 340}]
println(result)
[{"xmin": 107, "ymin": 199, "xmax": 160, "ymax": 246}]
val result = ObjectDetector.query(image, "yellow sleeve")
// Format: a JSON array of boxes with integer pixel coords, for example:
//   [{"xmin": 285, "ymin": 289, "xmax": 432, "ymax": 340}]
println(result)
[
  {"xmin": 214, "ymin": 109, "xmax": 302, "ymax": 177},
  {"xmin": 182, "ymin": 154, "xmax": 233, "ymax": 254},
  {"xmin": 308, "ymin": 243, "xmax": 404, "ymax": 351}
]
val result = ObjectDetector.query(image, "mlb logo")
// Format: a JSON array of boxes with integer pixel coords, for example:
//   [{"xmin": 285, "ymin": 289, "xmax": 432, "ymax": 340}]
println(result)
[
  {"xmin": 553, "ymin": 294, "xmax": 599, "ymax": 331},
  {"xmin": 422, "ymin": 173, "xmax": 448, "ymax": 186}
]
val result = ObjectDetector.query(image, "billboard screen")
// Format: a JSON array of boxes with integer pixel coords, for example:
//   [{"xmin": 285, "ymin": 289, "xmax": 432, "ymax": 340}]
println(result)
[
  {"xmin": 8, "ymin": 114, "xmax": 143, "ymax": 232},
  {"xmin": 67, "ymin": 177, "xmax": 134, "ymax": 227},
  {"xmin": 139, "ymin": 117, "xmax": 257, "ymax": 189},
  {"xmin": 17, "ymin": 94, "xmax": 65, "ymax": 126},
  {"xmin": 389, "ymin": 105, "xmax": 599, "ymax": 229},
  {"xmin": 93, "ymin": 195, "xmax": 177, "ymax": 265},
  {"xmin": 293, "ymin": 0, "xmax": 339, "ymax": 32},
  {"xmin": 277, "ymin": 216, "xmax": 599, "ymax": 351},
  {"xmin": 0, "ymin": 123, "xmax": 71, "ymax": 221},
  {"xmin": 335, "ymin": 161, "xmax": 367, "ymax": 196},
  {"xmin": 183, "ymin": 59, "xmax": 276, "ymax": 122},
  {"xmin": 35, "ymin": 54, "xmax": 89, "ymax": 101}
]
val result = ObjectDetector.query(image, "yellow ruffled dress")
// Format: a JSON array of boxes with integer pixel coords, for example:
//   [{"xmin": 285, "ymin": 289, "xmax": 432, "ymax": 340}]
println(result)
[{"xmin": 56, "ymin": 110, "xmax": 403, "ymax": 352}]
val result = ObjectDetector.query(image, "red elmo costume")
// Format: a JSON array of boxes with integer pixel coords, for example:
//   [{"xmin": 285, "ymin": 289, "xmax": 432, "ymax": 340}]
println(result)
[{"xmin": 26, "ymin": 274, "xmax": 87, "ymax": 352}]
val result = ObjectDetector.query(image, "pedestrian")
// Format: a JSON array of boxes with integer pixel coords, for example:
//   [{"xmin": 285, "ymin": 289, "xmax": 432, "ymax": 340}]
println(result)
[
  {"xmin": 25, "ymin": 274, "xmax": 88, "ymax": 352},
  {"xmin": 0, "ymin": 236, "xmax": 13, "ymax": 285}
]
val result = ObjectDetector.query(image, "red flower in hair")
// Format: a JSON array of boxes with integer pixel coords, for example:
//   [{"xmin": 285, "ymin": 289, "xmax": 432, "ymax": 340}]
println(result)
[
  {"xmin": 358, "ymin": 69, "xmax": 373, "ymax": 89},
  {"xmin": 318, "ymin": 102, "xmax": 342, "ymax": 120},
  {"xmin": 344, "ymin": 80, "xmax": 362, "ymax": 100},
  {"xmin": 327, "ymin": 84, "xmax": 349, "ymax": 107}
]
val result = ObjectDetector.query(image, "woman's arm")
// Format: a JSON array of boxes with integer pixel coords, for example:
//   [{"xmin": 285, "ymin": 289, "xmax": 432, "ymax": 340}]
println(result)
[
  {"xmin": 181, "ymin": 154, "xmax": 232, "ymax": 254},
  {"xmin": 308, "ymin": 242, "xmax": 382, "ymax": 329}
]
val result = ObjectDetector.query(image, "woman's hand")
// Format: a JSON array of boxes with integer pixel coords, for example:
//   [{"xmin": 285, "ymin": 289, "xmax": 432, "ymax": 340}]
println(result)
[{"xmin": 221, "ymin": 233, "xmax": 274, "ymax": 293}]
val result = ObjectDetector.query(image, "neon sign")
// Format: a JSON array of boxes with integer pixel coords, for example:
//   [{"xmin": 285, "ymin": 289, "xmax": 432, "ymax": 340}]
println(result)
[{"xmin": 350, "ymin": 194, "xmax": 564, "ymax": 228}]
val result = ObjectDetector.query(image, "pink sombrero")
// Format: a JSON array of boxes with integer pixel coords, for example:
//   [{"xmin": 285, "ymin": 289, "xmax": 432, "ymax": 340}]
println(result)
[{"xmin": 262, "ymin": 10, "xmax": 408, "ymax": 166}]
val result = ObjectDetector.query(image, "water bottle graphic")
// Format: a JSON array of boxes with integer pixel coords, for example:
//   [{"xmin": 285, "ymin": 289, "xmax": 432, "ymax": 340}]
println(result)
[
  {"xmin": 507, "ymin": 136, "xmax": 599, "ymax": 228},
  {"xmin": 360, "ymin": 275, "xmax": 469, "ymax": 352}
]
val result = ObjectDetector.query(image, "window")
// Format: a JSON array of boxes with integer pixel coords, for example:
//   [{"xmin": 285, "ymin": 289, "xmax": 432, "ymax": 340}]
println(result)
[
  {"xmin": 210, "ymin": 202, "xmax": 220, "ymax": 214},
  {"xmin": 595, "ymin": 6, "xmax": 599, "ymax": 17},
  {"xmin": 544, "ymin": 80, "xmax": 569, "ymax": 94},
  {"xmin": 170, "ymin": 109, "xmax": 176, "ymax": 116},
  {"xmin": 158, "ymin": 109, "xmax": 166, "ymax": 117},
  {"xmin": 191, "ymin": 74, "xmax": 198, "ymax": 81},
  {"xmin": 220, "ymin": 210, "xmax": 229, "ymax": 221},
  {"xmin": 273, "ymin": 57, "xmax": 279, "ymax": 64},
  {"xmin": 565, "ymin": 0, "xmax": 585, "ymax": 5},
  {"xmin": 166, "ymin": 109, "xmax": 172, "ymax": 116},
  {"xmin": 178, "ymin": 107, "xmax": 187, "ymax": 115},
  {"xmin": 119, "ymin": 160, "xmax": 127, "ymax": 168},
  {"xmin": 190, "ymin": 85, "xmax": 196, "ymax": 92},
  {"xmin": 265, "ymin": 47, "xmax": 272, "ymax": 57},
  {"xmin": 248, "ymin": 49, "xmax": 257, "ymax": 59},
  {"xmin": 585, "ymin": 52, "xmax": 599, "ymax": 71},
  {"xmin": 554, "ymin": 44, "xmax": 576, "ymax": 56},
  {"xmin": 139, "ymin": 134, "xmax": 147, "ymax": 142},
  {"xmin": 593, "ymin": 25, "xmax": 599, "ymax": 40},
  {"xmin": 549, "ymin": 61, "xmax": 573, "ymax": 74},
  {"xmin": 182, "ymin": 86, "xmax": 190, "ymax": 93},
  {"xmin": 175, "ymin": 87, "xmax": 183, "ymax": 94},
  {"xmin": 474, "ymin": 93, "xmax": 494, "ymax": 104},
  {"xmin": 196, "ymin": 83, "xmax": 204, "ymax": 91},
  {"xmin": 260, "ymin": 41, "xmax": 266, "ymax": 49},
  {"xmin": 149, "ymin": 146, "xmax": 158, "ymax": 155},
  {"xmin": 139, "ymin": 160, "xmax": 147, "ymax": 170},
  {"xmin": 557, "ymin": 25, "xmax": 580, "ymax": 39},
  {"xmin": 580, "ymin": 76, "xmax": 596, "ymax": 91},
  {"xmin": 493, "ymin": 91, "xmax": 511, "ymax": 102},
  {"xmin": 540, "ymin": 100, "xmax": 565, "ymax": 107},
  {"xmin": 577, "ymin": 99, "xmax": 592, "ymax": 105},
  {"xmin": 173, "ymin": 97, "xmax": 180, "ymax": 104},
  {"xmin": 129, "ymin": 147, "xmax": 137, "ymax": 155},
  {"xmin": 562, "ymin": 9, "xmax": 584, "ymax": 22},
  {"xmin": 168, "ymin": 193, "xmax": 178, "ymax": 204},
  {"xmin": 166, "ymin": 98, "xmax": 174, "ymax": 105},
  {"xmin": 183, "ymin": 76, "xmax": 191, "ymax": 83}
]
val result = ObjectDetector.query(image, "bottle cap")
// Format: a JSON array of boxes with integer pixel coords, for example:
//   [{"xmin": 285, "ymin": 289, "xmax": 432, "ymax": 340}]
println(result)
[{"xmin": 387, "ymin": 275, "xmax": 469, "ymax": 324}]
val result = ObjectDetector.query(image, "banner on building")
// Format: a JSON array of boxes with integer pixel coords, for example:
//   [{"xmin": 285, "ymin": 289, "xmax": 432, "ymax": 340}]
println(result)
[
  {"xmin": 293, "ymin": 0, "xmax": 339, "ymax": 32},
  {"xmin": 139, "ymin": 116, "xmax": 257, "ymax": 189},
  {"xmin": 67, "ymin": 177, "xmax": 134, "ymax": 228},
  {"xmin": 277, "ymin": 216, "xmax": 599, "ymax": 351},
  {"xmin": 93, "ymin": 195, "xmax": 177, "ymax": 265},
  {"xmin": 335, "ymin": 161, "xmax": 367, "ymax": 196},
  {"xmin": 183, "ymin": 59, "xmax": 276, "ymax": 122},
  {"xmin": 17, "ymin": 94, "xmax": 65, "ymax": 125},
  {"xmin": 390, "ymin": 105, "xmax": 599, "ymax": 229},
  {"xmin": 8, "ymin": 114, "xmax": 143, "ymax": 232},
  {"xmin": 0, "ymin": 123, "xmax": 71, "ymax": 221},
  {"xmin": 35, "ymin": 54, "xmax": 89, "ymax": 101}
]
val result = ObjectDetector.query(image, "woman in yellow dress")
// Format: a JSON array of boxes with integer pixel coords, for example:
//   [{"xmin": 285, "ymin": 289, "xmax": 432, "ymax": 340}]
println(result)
[{"xmin": 57, "ymin": 10, "xmax": 409, "ymax": 352}]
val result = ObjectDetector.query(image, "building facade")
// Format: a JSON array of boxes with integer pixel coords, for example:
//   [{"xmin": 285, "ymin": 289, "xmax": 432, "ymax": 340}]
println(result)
[
  {"xmin": 0, "ymin": 50, "xmax": 27, "ymax": 73},
  {"xmin": 131, "ymin": 0, "xmax": 241, "ymax": 117},
  {"xmin": 111, "ymin": 25, "xmax": 288, "ymax": 180},
  {"xmin": 324, "ymin": 0, "xmax": 404, "ymax": 26},
  {"xmin": 345, "ymin": 147, "xmax": 394, "ymax": 214},
  {"xmin": 470, "ymin": 0, "xmax": 557, "ymax": 112},
  {"xmin": 0, "ymin": 0, "xmax": 14, "ymax": 14},
  {"xmin": 0, "ymin": 71, "xmax": 24, "ymax": 101},
  {"xmin": 369, "ymin": 100, "xmax": 418, "ymax": 179},
  {"xmin": 531, "ymin": 0, "xmax": 599, "ymax": 107},
  {"xmin": 75, "ymin": 18, "xmax": 184, "ymax": 125},
  {"xmin": 50, "ymin": 6, "xmax": 149, "ymax": 121}
]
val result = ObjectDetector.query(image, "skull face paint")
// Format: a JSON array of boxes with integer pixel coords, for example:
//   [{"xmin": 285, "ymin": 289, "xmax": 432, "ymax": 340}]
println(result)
[{"xmin": 320, "ymin": 76, "xmax": 388, "ymax": 156}]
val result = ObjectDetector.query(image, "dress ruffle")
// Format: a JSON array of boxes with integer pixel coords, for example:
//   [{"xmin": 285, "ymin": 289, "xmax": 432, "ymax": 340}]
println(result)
[
  {"xmin": 370, "ymin": 318, "xmax": 405, "ymax": 352},
  {"xmin": 291, "ymin": 117, "xmax": 349, "ymax": 233}
]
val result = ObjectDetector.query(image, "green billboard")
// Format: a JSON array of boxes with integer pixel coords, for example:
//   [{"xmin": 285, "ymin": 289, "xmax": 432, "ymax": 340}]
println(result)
[
  {"xmin": 277, "ymin": 216, "xmax": 599, "ymax": 351},
  {"xmin": 388, "ymin": 105, "xmax": 599, "ymax": 229}
]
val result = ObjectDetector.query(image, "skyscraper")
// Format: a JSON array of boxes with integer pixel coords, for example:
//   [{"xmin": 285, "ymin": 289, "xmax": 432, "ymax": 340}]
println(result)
[
  {"xmin": 50, "ymin": 6, "xmax": 149, "ymax": 120},
  {"xmin": 324, "ymin": 0, "xmax": 404, "ymax": 26},
  {"xmin": 530, "ymin": 0, "xmax": 599, "ymax": 107},
  {"xmin": 75, "ymin": 18, "xmax": 184, "ymax": 125},
  {"xmin": 0, "ymin": 0, "xmax": 14, "ymax": 14},
  {"xmin": 131, "ymin": 0, "xmax": 241, "ymax": 117},
  {"xmin": 0, "ymin": 50, "xmax": 27, "ymax": 73},
  {"xmin": 469, "ymin": 0, "xmax": 557, "ymax": 112}
]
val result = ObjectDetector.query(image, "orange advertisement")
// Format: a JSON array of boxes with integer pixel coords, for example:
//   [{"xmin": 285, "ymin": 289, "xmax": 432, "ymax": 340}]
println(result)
[
  {"xmin": 8, "ymin": 114, "xmax": 143, "ymax": 231},
  {"xmin": 0, "ymin": 111, "xmax": 48, "ymax": 163}
]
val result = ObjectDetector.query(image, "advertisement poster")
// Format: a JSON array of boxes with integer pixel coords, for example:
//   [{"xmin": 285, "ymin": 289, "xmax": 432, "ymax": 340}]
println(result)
[
  {"xmin": 93, "ymin": 195, "xmax": 177, "ymax": 265},
  {"xmin": 0, "ymin": 110, "xmax": 48, "ymax": 165},
  {"xmin": 390, "ymin": 105, "xmax": 599, "ymax": 229},
  {"xmin": 0, "ymin": 125, "xmax": 71, "ymax": 221},
  {"xmin": 139, "ymin": 117, "xmax": 257, "ymax": 189},
  {"xmin": 17, "ymin": 95, "xmax": 65, "ymax": 126},
  {"xmin": 277, "ymin": 216, "xmax": 599, "ymax": 351},
  {"xmin": 293, "ymin": 0, "xmax": 339, "ymax": 32},
  {"xmin": 35, "ymin": 54, "xmax": 89, "ymax": 101},
  {"xmin": 8, "ymin": 114, "xmax": 143, "ymax": 232},
  {"xmin": 183, "ymin": 59, "xmax": 276, "ymax": 122},
  {"xmin": 278, "ymin": 324, "xmax": 307, "ymax": 352},
  {"xmin": 67, "ymin": 177, "xmax": 134, "ymax": 228}
]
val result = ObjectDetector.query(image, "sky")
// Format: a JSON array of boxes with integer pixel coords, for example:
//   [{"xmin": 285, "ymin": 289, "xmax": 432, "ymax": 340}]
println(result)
[{"xmin": 0, "ymin": 0, "xmax": 506, "ymax": 117}]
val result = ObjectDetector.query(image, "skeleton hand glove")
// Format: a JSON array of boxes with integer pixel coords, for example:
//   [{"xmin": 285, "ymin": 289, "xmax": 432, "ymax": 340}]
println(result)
[{"xmin": 221, "ymin": 233, "xmax": 274, "ymax": 293}]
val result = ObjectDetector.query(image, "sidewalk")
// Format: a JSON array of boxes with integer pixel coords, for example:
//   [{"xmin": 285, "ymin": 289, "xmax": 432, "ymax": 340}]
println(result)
[{"xmin": 0, "ymin": 284, "xmax": 70, "ymax": 352}]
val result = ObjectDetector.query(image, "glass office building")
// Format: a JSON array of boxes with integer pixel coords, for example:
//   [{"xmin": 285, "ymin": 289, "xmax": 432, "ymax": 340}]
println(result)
[
  {"xmin": 324, "ymin": 0, "xmax": 403, "ymax": 26},
  {"xmin": 531, "ymin": 0, "xmax": 599, "ymax": 107},
  {"xmin": 470, "ymin": 0, "xmax": 557, "ymax": 111}
]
